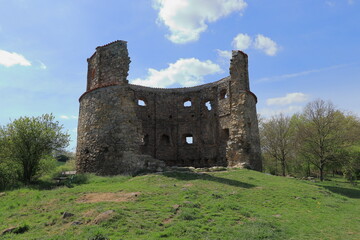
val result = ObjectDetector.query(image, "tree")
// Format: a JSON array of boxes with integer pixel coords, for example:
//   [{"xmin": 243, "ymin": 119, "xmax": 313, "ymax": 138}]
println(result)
[
  {"xmin": 1, "ymin": 114, "xmax": 70, "ymax": 184},
  {"xmin": 297, "ymin": 99, "xmax": 358, "ymax": 181},
  {"xmin": 260, "ymin": 113, "xmax": 294, "ymax": 176}
]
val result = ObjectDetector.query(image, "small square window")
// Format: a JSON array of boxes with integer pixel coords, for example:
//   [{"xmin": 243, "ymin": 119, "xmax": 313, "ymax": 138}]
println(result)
[{"xmin": 186, "ymin": 136, "xmax": 193, "ymax": 144}]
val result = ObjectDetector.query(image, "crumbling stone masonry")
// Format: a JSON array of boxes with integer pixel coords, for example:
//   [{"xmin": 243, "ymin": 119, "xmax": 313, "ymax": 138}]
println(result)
[{"xmin": 76, "ymin": 40, "xmax": 262, "ymax": 175}]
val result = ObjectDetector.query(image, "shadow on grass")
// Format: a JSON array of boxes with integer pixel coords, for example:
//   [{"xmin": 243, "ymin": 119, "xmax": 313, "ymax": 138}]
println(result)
[
  {"xmin": 27, "ymin": 174, "xmax": 90, "ymax": 190},
  {"xmin": 162, "ymin": 171, "xmax": 256, "ymax": 189},
  {"xmin": 28, "ymin": 180, "xmax": 58, "ymax": 190},
  {"xmin": 323, "ymin": 186, "xmax": 360, "ymax": 199}
]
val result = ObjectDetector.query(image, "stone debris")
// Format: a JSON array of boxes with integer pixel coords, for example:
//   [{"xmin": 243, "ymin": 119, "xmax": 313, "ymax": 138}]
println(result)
[
  {"xmin": 92, "ymin": 210, "xmax": 115, "ymax": 224},
  {"xmin": 1, "ymin": 225, "xmax": 29, "ymax": 235},
  {"xmin": 71, "ymin": 221, "xmax": 83, "ymax": 226},
  {"xmin": 2, "ymin": 227, "xmax": 17, "ymax": 235},
  {"xmin": 62, "ymin": 212, "xmax": 75, "ymax": 219}
]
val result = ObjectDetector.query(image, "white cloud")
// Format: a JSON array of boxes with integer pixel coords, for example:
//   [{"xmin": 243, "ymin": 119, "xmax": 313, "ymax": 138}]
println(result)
[
  {"xmin": 217, "ymin": 33, "xmax": 279, "ymax": 59},
  {"xmin": 131, "ymin": 58, "xmax": 222, "ymax": 88},
  {"xmin": 0, "ymin": 49, "xmax": 31, "ymax": 67},
  {"xmin": 232, "ymin": 33, "xmax": 252, "ymax": 50},
  {"xmin": 267, "ymin": 93, "xmax": 309, "ymax": 106},
  {"xmin": 259, "ymin": 105, "xmax": 304, "ymax": 118},
  {"xmin": 153, "ymin": 0, "xmax": 247, "ymax": 44},
  {"xmin": 216, "ymin": 49, "xmax": 232, "ymax": 60},
  {"xmin": 254, "ymin": 34, "xmax": 279, "ymax": 56},
  {"xmin": 60, "ymin": 115, "xmax": 78, "ymax": 120}
]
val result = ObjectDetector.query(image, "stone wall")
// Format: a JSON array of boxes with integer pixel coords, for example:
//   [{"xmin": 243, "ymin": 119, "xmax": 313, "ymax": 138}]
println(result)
[{"xmin": 76, "ymin": 41, "xmax": 262, "ymax": 175}]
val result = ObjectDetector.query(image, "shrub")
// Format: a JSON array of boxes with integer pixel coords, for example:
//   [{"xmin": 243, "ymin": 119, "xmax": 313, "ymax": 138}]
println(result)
[
  {"xmin": 1, "ymin": 114, "xmax": 70, "ymax": 184},
  {"xmin": 0, "ymin": 160, "xmax": 21, "ymax": 190}
]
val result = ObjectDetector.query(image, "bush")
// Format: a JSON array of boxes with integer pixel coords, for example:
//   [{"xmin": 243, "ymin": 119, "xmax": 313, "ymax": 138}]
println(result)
[
  {"xmin": 1, "ymin": 114, "xmax": 69, "ymax": 184},
  {"xmin": 0, "ymin": 160, "xmax": 21, "ymax": 190},
  {"xmin": 61, "ymin": 174, "xmax": 89, "ymax": 188},
  {"xmin": 342, "ymin": 149, "xmax": 360, "ymax": 185}
]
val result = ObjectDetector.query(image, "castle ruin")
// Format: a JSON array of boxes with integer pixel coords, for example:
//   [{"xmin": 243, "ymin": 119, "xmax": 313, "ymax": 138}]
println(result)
[{"xmin": 76, "ymin": 40, "xmax": 262, "ymax": 175}]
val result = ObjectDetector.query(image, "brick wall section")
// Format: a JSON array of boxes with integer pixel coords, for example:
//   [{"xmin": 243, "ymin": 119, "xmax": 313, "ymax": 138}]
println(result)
[
  {"xmin": 76, "ymin": 41, "xmax": 262, "ymax": 175},
  {"xmin": 86, "ymin": 40, "xmax": 130, "ymax": 91}
]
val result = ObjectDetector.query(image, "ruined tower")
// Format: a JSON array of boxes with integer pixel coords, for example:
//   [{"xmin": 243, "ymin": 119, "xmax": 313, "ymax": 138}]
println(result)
[{"xmin": 76, "ymin": 40, "xmax": 262, "ymax": 175}]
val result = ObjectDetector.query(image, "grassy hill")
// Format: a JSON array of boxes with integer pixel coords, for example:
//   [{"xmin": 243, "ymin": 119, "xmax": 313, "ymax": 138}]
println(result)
[{"xmin": 0, "ymin": 169, "xmax": 359, "ymax": 240}]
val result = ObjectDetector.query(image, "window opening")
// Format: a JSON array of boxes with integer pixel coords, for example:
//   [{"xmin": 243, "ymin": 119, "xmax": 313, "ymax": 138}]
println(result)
[
  {"xmin": 183, "ymin": 99, "xmax": 192, "ymax": 107},
  {"xmin": 220, "ymin": 89, "xmax": 228, "ymax": 99},
  {"xmin": 160, "ymin": 134, "xmax": 170, "ymax": 145},
  {"xmin": 183, "ymin": 134, "xmax": 193, "ymax": 144},
  {"xmin": 205, "ymin": 101, "xmax": 212, "ymax": 110},
  {"xmin": 138, "ymin": 99, "xmax": 146, "ymax": 106}
]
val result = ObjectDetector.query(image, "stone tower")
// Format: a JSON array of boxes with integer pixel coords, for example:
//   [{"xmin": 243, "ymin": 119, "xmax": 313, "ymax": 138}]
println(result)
[{"xmin": 76, "ymin": 40, "xmax": 262, "ymax": 175}]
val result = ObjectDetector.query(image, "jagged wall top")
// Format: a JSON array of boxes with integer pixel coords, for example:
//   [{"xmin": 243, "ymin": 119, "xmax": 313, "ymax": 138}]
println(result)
[
  {"xmin": 86, "ymin": 40, "xmax": 130, "ymax": 91},
  {"xmin": 230, "ymin": 50, "xmax": 249, "ymax": 91},
  {"xmin": 85, "ymin": 40, "xmax": 252, "ymax": 95}
]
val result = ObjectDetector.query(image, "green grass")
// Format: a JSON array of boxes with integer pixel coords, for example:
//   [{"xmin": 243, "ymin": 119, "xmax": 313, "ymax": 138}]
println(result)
[{"xmin": 0, "ymin": 170, "xmax": 359, "ymax": 239}]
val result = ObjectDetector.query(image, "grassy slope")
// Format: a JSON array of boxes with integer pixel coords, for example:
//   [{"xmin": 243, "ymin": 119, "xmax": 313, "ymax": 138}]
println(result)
[{"xmin": 0, "ymin": 169, "xmax": 359, "ymax": 240}]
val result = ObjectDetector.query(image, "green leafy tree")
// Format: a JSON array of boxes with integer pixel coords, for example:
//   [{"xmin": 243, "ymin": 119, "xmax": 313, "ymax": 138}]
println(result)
[
  {"xmin": 0, "ymin": 127, "xmax": 20, "ymax": 189},
  {"xmin": 260, "ymin": 113, "xmax": 294, "ymax": 176},
  {"xmin": 340, "ymin": 149, "xmax": 360, "ymax": 184},
  {"xmin": 1, "ymin": 114, "xmax": 70, "ymax": 184},
  {"xmin": 297, "ymin": 100, "xmax": 359, "ymax": 181}
]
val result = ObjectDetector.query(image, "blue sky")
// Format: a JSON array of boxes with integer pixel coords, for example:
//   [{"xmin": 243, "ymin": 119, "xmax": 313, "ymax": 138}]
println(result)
[{"xmin": 1, "ymin": 0, "xmax": 359, "ymax": 151}]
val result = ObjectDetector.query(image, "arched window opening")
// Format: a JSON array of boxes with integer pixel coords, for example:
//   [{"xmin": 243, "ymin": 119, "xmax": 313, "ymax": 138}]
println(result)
[
  {"xmin": 160, "ymin": 134, "xmax": 170, "ymax": 145},
  {"xmin": 183, "ymin": 98, "xmax": 192, "ymax": 107},
  {"xmin": 205, "ymin": 101, "xmax": 212, "ymax": 110},
  {"xmin": 137, "ymin": 99, "xmax": 147, "ymax": 106},
  {"xmin": 220, "ymin": 89, "xmax": 228, "ymax": 99}
]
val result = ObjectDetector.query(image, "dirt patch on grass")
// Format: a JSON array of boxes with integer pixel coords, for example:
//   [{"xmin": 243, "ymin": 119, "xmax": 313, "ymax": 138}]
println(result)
[
  {"xmin": 77, "ymin": 192, "xmax": 140, "ymax": 203},
  {"xmin": 163, "ymin": 218, "xmax": 173, "ymax": 224}
]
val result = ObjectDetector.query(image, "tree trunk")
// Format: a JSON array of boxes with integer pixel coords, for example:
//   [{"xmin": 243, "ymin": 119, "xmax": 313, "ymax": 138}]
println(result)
[
  {"xmin": 319, "ymin": 166, "xmax": 324, "ymax": 181},
  {"xmin": 281, "ymin": 159, "xmax": 286, "ymax": 176}
]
